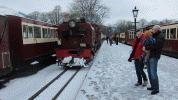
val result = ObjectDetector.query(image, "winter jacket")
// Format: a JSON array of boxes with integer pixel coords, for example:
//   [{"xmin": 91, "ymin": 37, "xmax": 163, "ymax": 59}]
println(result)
[
  {"xmin": 145, "ymin": 30, "xmax": 165, "ymax": 59},
  {"xmin": 132, "ymin": 35, "xmax": 144, "ymax": 59},
  {"xmin": 142, "ymin": 37, "xmax": 155, "ymax": 46}
]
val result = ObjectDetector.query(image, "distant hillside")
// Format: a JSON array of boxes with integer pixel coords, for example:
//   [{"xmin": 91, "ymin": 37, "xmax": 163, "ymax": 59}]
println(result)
[{"xmin": 0, "ymin": 6, "xmax": 25, "ymax": 17}]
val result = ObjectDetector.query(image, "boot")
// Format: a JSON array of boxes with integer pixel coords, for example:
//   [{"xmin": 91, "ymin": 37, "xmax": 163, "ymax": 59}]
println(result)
[
  {"xmin": 143, "ymin": 81, "xmax": 148, "ymax": 86},
  {"xmin": 135, "ymin": 82, "xmax": 142, "ymax": 86}
]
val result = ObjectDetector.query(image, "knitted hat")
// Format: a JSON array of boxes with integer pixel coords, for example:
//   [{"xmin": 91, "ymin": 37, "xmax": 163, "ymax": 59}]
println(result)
[{"xmin": 144, "ymin": 31, "xmax": 152, "ymax": 37}]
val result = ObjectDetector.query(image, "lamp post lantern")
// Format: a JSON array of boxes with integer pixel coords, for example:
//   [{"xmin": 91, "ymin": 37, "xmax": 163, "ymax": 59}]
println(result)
[{"xmin": 132, "ymin": 6, "xmax": 139, "ymax": 34}]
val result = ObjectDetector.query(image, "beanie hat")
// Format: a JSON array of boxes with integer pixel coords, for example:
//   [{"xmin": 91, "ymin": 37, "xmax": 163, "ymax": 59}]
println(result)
[{"xmin": 144, "ymin": 31, "xmax": 152, "ymax": 37}]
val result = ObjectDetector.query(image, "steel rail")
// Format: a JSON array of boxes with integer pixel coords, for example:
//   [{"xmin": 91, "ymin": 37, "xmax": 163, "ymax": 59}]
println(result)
[
  {"xmin": 52, "ymin": 68, "xmax": 81, "ymax": 100},
  {"xmin": 28, "ymin": 68, "xmax": 68, "ymax": 100}
]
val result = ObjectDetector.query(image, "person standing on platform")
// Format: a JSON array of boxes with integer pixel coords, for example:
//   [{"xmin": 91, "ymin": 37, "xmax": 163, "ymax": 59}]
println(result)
[
  {"xmin": 142, "ymin": 25, "xmax": 165, "ymax": 95},
  {"xmin": 128, "ymin": 31, "xmax": 148, "ymax": 87},
  {"xmin": 109, "ymin": 36, "xmax": 113, "ymax": 46},
  {"xmin": 106, "ymin": 36, "xmax": 109, "ymax": 44}
]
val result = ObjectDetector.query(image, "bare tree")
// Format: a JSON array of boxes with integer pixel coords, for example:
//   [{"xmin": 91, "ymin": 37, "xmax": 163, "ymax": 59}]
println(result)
[
  {"xmin": 138, "ymin": 18, "xmax": 147, "ymax": 28},
  {"xmin": 27, "ymin": 11, "xmax": 41, "ymax": 20},
  {"xmin": 40, "ymin": 12, "xmax": 48, "ymax": 22},
  {"xmin": 44, "ymin": 5, "xmax": 63, "ymax": 25},
  {"xmin": 159, "ymin": 19, "xmax": 177, "ymax": 25},
  {"xmin": 69, "ymin": 0, "xmax": 110, "ymax": 24},
  {"xmin": 53, "ymin": 5, "xmax": 62, "ymax": 25},
  {"xmin": 62, "ymin": 12, "xmax": 79, "ymax": 22},
  {"xmin": 147, "ymin": 20, "xmax": 160, "ymax": 25},
  {"xmin": 26, "ymin": 5, "xmax": 62, "ymax": 25},
  {"xmin": 115, "ymin": 20, "xmax": 134, "ymax": 33},
  {"xmin": 47, "ymin": 11, "xmax": 55, "ymax": 24}
]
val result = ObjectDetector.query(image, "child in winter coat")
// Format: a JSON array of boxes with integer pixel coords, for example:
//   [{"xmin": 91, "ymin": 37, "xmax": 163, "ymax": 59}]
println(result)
[{"xmin": 140, "ymin": 31, "xmax": 155, "ymax": 65}]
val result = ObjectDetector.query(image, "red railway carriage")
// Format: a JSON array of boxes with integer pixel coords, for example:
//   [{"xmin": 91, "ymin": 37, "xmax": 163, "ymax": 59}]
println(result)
[
  {"xmin": 159, "ymin": 24, "xmax": 178, "ymax": 57},
  {"xmin": 91, "ymin": 24, "xmax": 102, "ymax": 50},
  {"xmin": 0, "ymin": 15, "xmax": 12, "ymax": 77},
  {"xmin": 55, "ymin": 19, "xmax": 97, "ymax": 66},
  {"xmin": 0, "ymin": 15, "xmax": 60, "ymax": 77},
  {"xmin": 7, "ymin": 15, "xmax": 60, "ymax": 62}
]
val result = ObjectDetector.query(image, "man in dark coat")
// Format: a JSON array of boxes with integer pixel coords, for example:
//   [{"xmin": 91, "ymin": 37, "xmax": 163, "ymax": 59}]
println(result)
[{"xmin": 142, "ymin": 25, "xmax": 165, "ymax": 95}]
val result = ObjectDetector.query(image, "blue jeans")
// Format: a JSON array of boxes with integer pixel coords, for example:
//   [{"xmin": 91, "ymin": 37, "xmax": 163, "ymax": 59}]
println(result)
[
  {"xmin": 135, "ymin": 59, "xmax": 147, "ymax": 84},
  {"xmin": 147, "ymin": 58, "xmax": 159, "ymax": 91}
]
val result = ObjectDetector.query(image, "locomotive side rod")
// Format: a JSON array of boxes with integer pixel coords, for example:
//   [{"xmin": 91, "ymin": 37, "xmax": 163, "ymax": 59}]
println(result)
[
  {"xmin": 52, "ymin": 68, "xmax": 81, "ymax": 100},
  {"xmin": 28, "ymin": 68, "xmax": 68, "ymax": 100}
]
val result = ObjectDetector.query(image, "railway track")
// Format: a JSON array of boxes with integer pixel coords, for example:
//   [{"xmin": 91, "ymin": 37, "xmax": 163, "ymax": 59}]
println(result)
[{"xmin": 28, "ymin": 68, "xmax": 81, "ymax": 100}]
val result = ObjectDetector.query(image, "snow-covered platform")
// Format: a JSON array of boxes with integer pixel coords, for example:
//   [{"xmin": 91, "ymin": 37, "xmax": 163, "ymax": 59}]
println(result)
[{"xmin": 75, "ymin": 41, "xmax": 178, "ymax": 100}]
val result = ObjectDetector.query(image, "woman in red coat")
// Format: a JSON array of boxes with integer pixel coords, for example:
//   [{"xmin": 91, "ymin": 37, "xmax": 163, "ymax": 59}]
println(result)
[{"xmin": 132, "ymin": 31, "xmax": 148, "ymax": 86}]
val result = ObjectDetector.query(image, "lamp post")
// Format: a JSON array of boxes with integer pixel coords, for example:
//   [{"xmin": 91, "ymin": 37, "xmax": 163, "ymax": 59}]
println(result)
[{"xmin": 132, "ymin": 6, "xmax": 139, "ymax": 34}]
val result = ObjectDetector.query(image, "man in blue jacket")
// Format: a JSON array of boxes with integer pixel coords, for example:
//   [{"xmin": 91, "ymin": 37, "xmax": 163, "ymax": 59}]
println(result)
[{"xmin": 142, "ymin": 25, "xmax": 165, "ymax": 95}]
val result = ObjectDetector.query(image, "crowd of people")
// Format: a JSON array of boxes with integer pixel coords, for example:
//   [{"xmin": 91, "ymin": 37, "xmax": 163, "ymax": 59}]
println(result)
[{"xmin": 106, "ymin": 35, "xmax": 118, "ymax": 46}]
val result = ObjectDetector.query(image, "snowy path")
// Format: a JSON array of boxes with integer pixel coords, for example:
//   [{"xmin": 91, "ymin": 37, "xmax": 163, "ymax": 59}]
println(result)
[{"xmin": 75, "ymin": 41, "xmax": 178, "ymax": 100}]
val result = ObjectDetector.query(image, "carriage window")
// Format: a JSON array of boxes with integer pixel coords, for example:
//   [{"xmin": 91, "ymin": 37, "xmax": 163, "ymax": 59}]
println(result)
[
  {"xmin": 170, "ymin": 28, "xmax": 176, "ymax": 39},
  {"xmin": 28, "ymin": 26, "xmax": 33, "ymax": 38},
  {"xmin": 162, "ymin": 29, "xmax": 166, "ymax": 39},
  {"xmin": 43, "ymin": 28, "xmax": 48, "ymax": 38},
  {"xmin": 50, "ymin": 29, "xmax": 54, "ymax": 37},
  {"xmin": 53, "ymin": 29, "xmax": 57, "ymax": 38},
  {"xmin": 34, "ymin": 26, "xmax": 41, "ymax": 38},
  {"xmin": 129, "ymin": 32, "xmax": 131, "ymax": 38},
  {"xmin": 23, "ymin": 25, "xmax": 28, "ymax": 38},
  {"xmin": 48, "ymin": 28, "xmax": 51, "ymax": 38},
  {"xmin": 167, "ymin": 29, "xmax": 169, "ymax": 39},
  {"xmin": 130, "ymin": 32, "xmax": 132, "ymax": 38}
]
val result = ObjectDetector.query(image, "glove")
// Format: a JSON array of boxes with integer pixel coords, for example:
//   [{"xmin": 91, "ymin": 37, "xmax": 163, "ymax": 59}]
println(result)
[{"xmin": 128, "ymin": 58, "xmax": 132, "ymax": 62}]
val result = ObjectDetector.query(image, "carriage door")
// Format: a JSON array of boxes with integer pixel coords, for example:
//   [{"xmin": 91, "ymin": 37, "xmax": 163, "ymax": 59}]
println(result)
[
  {"xmin": 2, "ymin": 52, "xmax": 11, "ymax": 68},
  {"xmin": 0, "ymin": 15, "xmax": 11, "ymax": 69}
]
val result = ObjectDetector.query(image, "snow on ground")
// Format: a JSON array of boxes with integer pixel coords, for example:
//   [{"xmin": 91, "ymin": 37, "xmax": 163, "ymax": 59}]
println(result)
[
  {"xmin": 0, "ymin": 65, "xmax": 64, "ymax": 100},
  {"xmin": 0, "ymin": 41, "xmax": 178, "ymax": 100},
  {"xmin": 75, "ymin": 41, "xmax": 178, "ymax": 100}
]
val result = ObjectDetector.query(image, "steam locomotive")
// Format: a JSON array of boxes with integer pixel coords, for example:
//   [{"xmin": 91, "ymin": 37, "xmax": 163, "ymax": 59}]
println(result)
[{"xmin": 55, "ymin": 19, "xmax": 101, "ymax": 67}]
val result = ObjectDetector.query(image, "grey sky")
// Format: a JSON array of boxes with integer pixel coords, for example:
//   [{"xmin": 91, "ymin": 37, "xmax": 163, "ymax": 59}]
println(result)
[{"xmin": 1, "ymin": 0, "xmax": 178, "ymax": 25}]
